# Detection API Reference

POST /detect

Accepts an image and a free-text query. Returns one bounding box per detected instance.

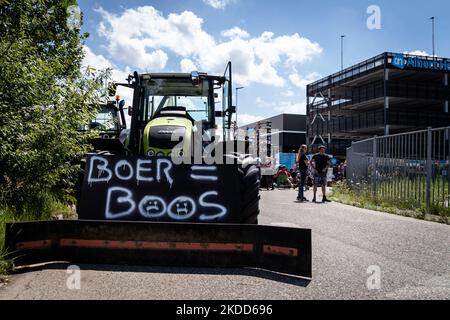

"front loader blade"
[5,221,312,278]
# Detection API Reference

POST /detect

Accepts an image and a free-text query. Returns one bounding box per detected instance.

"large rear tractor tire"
[239,164,261,225]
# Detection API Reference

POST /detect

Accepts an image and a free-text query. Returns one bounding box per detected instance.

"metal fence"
[347,127,450,213]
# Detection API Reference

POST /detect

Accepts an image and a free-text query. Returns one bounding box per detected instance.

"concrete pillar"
[307,93,311,146]
[384,68,390,136]
[445,74,448,113]
[384,96,390,136]
[328,88,332,146]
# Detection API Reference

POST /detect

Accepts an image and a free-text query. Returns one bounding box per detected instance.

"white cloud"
[289,72,322,89]
[82,45,132,82]
[404,50,432,57]
[254,97,274,108]
[82,46,134,109]
[95,6,323,88]
[281,90,295,97]
[222,27,250,39]
[273,101,307,115]
[238,114,264,126]
[203,0,233,9]
[248,96,306,116]
[252,32,322,65]
[180,59,198,73]
[82,45,113,70]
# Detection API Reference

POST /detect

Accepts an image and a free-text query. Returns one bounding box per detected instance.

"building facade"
[241,114,307,154]
[241,114,306,169]
[307,52,450,158]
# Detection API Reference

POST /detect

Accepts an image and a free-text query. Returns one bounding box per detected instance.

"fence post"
[347,145,352,181]
[426,127,432,213]
[448,128,450,207]
[372,136,378,200]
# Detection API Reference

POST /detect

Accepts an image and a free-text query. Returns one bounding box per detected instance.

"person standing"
[311,145,331,203]
[296,145,309,202]
[260,154,275,190]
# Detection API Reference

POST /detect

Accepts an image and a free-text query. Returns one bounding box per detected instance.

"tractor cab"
[82,98,128,154]
[115,62,235,158]
[89,99,127,139]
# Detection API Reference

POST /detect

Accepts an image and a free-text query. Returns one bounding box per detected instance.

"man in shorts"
[311,145,331,203]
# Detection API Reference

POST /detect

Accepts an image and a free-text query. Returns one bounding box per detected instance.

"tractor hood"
[143,117,193,157]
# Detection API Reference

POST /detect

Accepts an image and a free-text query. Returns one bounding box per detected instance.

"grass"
[0,196,74,275]
[375,176,450,215]
[330,180,450,222]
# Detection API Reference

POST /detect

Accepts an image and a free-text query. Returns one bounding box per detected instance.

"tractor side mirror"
[119,100,126,108]
[128,106,133,116]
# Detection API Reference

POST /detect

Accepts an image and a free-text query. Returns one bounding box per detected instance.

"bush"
[0,0,108,216]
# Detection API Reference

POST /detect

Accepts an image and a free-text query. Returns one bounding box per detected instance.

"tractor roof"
[140,72,226,83]
[141,73,193,79]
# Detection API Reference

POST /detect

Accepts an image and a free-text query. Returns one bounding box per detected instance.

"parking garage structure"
[307,52,450,158]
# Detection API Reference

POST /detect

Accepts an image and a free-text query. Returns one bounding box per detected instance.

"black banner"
[79,155,241,223]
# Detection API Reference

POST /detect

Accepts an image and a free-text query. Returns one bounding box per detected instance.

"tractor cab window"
[142,78,211,124]
[90,107,118,131]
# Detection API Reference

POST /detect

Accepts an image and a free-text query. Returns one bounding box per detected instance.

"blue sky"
[79,0,450,125]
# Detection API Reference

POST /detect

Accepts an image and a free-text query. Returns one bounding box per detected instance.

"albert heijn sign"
[79,155,240,223]
[391,53,450,72]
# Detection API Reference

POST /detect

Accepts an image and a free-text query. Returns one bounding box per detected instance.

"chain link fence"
[347,127,450,214]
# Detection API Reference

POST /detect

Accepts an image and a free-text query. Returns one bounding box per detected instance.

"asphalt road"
[1,189,449,300]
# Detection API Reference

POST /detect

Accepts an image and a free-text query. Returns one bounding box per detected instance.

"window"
[91,108,118,131]
[143,79,210,123]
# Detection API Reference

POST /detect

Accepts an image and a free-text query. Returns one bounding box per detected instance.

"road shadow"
[13,262,311,288]
[293,200,328,205]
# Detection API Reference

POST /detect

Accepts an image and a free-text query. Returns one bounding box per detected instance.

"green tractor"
[89,99,127,139]
[5,63,312,278]
[76,62,260,224]
[81,98,128,149]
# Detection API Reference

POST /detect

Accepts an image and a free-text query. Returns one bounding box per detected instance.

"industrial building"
[241,114,307,169]
[307,52,450,158]
[242,114,307,154]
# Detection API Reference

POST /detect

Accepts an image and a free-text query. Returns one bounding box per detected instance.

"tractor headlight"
[157,152,165,157]
[148,150,155,156]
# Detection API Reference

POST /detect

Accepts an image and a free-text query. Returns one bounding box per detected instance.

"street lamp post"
[430,17,435,59]
[341,35,346,71]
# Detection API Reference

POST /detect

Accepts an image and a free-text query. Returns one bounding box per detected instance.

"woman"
[296,145,310,202]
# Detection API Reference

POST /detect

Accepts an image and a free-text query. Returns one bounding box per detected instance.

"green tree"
[0,0,107,214]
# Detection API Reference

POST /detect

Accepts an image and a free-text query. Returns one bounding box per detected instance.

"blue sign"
[278,153,296,170]
[392,53,405,69]
[391,53,450,71]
